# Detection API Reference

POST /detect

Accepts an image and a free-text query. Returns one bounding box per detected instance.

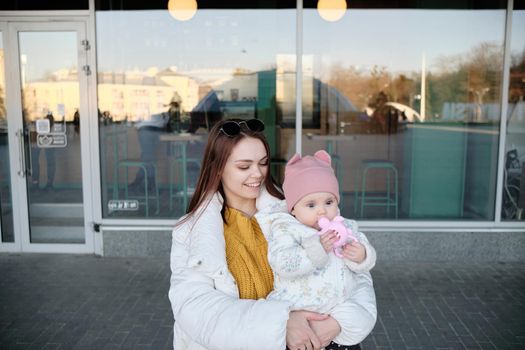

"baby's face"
[291,192,339,229]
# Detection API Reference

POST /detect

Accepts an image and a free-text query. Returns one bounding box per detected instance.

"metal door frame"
[1,18,96,253]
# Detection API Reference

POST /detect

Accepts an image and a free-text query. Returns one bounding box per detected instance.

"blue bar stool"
[107,127,160,216]
[168,142,201,213]
[118,160,160,217]
[356,159,398,218]
[331,154,344,211]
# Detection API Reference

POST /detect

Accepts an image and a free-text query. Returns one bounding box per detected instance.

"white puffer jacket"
[168,189,376,349]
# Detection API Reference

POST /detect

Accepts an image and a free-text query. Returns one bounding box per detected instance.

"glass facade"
[88,0,523,222]
[0,0,521,258]
[302,2,506,220]
[95,1,295,218]
[502,3,525,221]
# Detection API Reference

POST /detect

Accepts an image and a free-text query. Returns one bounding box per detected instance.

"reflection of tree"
[509,48,525,103]
[328,64,415,112]
[427,42,503,121]
[390,74,415,106]
[326,41,504,122]
[328,64,389,110]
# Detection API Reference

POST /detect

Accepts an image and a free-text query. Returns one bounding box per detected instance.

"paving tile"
[1,255,525,349]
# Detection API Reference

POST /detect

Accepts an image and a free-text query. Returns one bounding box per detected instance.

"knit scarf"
[223,207,274,300]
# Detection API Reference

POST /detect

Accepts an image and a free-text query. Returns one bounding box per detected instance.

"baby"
[255,150,377,347]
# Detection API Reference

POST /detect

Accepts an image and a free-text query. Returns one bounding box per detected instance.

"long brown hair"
[179,119,283,225]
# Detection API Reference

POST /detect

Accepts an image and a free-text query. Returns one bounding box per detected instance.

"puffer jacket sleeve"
[330,272,377,345]
[343,219,376,273]
[169,198,291,350]
[329,219,377,345]
[267,213,325,279]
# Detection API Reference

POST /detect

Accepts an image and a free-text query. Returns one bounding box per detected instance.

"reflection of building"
[97,68,199,121]
[23,67,200,122]
[212,71,258,102]
[276,54,315,125]
[24,79,80,121]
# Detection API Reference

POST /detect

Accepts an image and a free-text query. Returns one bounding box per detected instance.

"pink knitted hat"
[282,150,340,212]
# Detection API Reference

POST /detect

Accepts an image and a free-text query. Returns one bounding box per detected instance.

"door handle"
[25,127,33,176]
[16,129,26,178]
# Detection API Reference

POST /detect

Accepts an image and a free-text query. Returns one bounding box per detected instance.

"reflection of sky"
[95,8,521,77]
[303,9,508,73]
[512,11,525,54]
[17,9,525,81]
[96,10,296,75]
[19,32,77,82]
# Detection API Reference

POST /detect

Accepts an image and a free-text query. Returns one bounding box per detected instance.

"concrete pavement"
[0,254,524,349]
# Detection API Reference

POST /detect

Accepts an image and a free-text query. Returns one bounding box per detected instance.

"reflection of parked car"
[186,91,257,133]
[385,102,421,122]
[360,101,420,134]
[186,91,221,133]
[365,102,421,122]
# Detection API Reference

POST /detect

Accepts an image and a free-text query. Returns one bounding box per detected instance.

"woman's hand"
[309,316,341,348]
[286,311,328,350]
[319,230,337,253]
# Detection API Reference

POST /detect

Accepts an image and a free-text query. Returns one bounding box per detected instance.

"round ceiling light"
[317,0,347,22]
[168,0,198,21]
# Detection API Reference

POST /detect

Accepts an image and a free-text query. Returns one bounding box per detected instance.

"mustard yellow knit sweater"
[224,207,274,300]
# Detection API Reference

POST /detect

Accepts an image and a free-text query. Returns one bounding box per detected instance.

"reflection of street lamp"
[470,87,489,122]
[317,0,347,22]
[168,0,197,21]
[20,54,27,89]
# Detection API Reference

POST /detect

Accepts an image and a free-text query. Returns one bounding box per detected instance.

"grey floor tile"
[1,255,524,350]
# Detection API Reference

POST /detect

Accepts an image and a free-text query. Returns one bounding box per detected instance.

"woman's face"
[221,137,269,211]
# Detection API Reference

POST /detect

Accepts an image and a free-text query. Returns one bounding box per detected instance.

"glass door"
[3,21,94,253]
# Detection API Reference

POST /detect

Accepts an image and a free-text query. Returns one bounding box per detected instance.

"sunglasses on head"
[219,119,265,137]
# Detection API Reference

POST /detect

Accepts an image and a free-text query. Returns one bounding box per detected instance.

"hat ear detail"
[314,150,331,165]
[287,153,302,166]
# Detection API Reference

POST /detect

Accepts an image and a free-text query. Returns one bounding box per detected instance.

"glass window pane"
[302,2,506,220]
[502,4,525,221]
[96,2,295,218]
[19,31,85,244]
[0,33,15,242]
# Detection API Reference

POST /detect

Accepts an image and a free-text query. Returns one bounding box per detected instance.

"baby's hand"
[342,241,366,263]
[319,230,338,253]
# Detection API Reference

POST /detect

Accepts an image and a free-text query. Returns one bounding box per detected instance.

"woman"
[168,119,375,349]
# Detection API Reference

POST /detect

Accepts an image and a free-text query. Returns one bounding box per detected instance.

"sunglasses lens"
[246,119,265,132]
[221,121,241,136]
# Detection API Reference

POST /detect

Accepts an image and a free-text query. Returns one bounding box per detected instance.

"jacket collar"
[256,187,282,212]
